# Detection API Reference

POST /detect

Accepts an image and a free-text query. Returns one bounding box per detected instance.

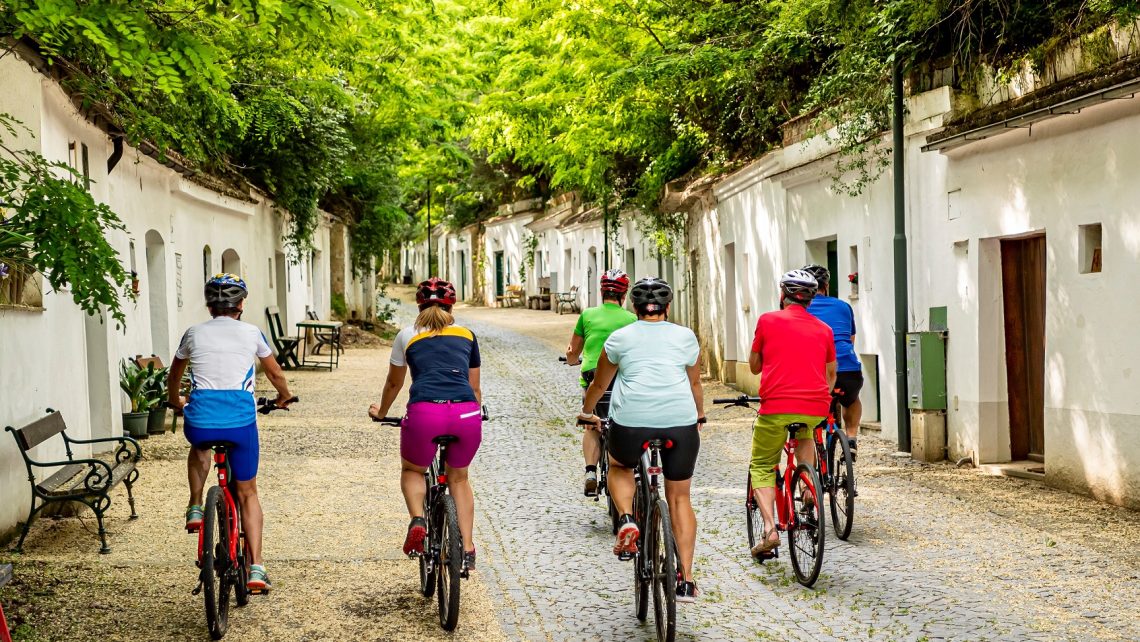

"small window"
[0,268,44,309]
[1079,223,1102,274]
[849,244,860,299]
[268,258,274,289]
[202,245,213,282]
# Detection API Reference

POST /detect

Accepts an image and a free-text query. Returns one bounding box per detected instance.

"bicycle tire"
[632,477,649,622]
[202,486,230,640]
[419,471,437,598]
[650,499,677,642]
[745,471,764,555]
[787,464,826,587]
[436,495,462,631]
[828,431,856,541]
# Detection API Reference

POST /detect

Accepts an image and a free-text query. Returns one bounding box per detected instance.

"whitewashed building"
[0,46,373,537]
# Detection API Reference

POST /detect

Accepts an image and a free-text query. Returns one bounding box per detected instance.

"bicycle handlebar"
[257,396,299,414]
[372,404,491,426]
[558,356,568,362]
[712,395,760,408]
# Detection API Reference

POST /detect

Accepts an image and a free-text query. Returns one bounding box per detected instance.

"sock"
[585,465,598,473]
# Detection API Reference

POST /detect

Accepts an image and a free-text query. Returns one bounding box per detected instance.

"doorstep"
[980,460,1046,482]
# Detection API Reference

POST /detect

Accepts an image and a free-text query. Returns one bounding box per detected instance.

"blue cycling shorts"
[184,421,260,482]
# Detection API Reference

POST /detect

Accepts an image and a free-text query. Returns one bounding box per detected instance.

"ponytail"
[415,304,454,333]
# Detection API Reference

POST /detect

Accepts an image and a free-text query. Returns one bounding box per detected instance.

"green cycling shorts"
[749,414,823,488]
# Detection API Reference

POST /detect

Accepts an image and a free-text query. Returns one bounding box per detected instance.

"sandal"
[750,528,780,557]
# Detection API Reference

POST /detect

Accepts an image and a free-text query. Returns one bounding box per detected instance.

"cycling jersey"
[175,316,272,430]
[574,302,636,387]
[604,320,700,427]
[391,325,481,404]
[807,295,861,372]
[750,306,836,417]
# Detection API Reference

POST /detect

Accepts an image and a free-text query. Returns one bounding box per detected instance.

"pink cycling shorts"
[401,401,483,468]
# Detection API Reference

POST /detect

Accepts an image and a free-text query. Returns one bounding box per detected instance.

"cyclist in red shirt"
[747,269,837,556]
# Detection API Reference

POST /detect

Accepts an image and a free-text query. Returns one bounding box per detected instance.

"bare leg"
[234,478,264,565]
[842,399,862,440]
[795,438,816,469]
[400,459,428,518]
[187,447,211,506]
[446,465,475,552]
[582,428,601,467]
[752,487,780,547]
[608,457,635,515]
[665,479,696,582]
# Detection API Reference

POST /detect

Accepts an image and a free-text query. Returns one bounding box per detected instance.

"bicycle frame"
[197,450,242,569]
[772,435,801,531]
[813,395,844,487]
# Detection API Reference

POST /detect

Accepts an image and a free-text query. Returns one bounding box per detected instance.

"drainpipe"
[892,57,912,453]
[107,134,124,174]
[602,193,610,271]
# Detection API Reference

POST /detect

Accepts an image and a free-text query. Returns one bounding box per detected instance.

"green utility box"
[906,331,947,410]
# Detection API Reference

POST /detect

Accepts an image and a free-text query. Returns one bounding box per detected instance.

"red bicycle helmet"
[416,277,457,308]
[600,268,630,295]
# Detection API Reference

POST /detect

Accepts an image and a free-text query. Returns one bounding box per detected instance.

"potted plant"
[142,364,170,435]
[119,360,150,439]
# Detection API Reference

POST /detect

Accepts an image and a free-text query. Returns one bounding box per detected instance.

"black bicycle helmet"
[802,264,830,289]
[779,269,817,305]
[204,273,248,309]
[630,277,673,314]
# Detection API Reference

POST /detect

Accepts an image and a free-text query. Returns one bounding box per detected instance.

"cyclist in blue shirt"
[803,265,863,456]
[167,273,295,592]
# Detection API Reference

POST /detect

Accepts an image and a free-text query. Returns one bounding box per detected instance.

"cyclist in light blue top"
[578,277,705,603]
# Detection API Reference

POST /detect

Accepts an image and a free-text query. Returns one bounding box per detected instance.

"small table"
[296,320,343,370]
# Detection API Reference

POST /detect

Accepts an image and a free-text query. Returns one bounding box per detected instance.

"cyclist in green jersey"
[565,269,636,496]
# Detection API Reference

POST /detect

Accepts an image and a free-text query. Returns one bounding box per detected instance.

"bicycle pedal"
[617,551,634,562]
[191,581,203,596]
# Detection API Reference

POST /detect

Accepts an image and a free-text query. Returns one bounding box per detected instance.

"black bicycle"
[181,396,297,640]
[563,357,618,533]
[374,406,489,632]
[816,393,856,540]
[581,416,676,642]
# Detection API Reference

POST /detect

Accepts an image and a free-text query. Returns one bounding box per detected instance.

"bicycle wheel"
[828,431,856,541]
[745,472,764,555]
[787,464,826,587]
[632,478,649,622]
[436,495,462,631]
[650,499,677,642]
[202,486,231,640]
[419,479,437,598]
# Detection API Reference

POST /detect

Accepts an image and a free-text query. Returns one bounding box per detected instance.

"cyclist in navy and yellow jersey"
[369,278,483,571]
[565,269,636,496]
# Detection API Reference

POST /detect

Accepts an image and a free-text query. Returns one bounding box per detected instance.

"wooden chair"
[556,285,580,314]
[266,307,301,369]
[306,309,342,355]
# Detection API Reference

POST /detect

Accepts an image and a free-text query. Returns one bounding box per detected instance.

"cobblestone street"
[446,303,1140,642]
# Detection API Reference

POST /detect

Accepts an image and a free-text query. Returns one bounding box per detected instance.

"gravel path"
[3,295,1139,641]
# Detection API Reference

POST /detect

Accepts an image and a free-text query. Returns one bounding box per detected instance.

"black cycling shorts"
[608,421,700,482]
[834,370,864,408]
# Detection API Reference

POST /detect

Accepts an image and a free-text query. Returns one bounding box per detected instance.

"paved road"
[417,303,1140,642]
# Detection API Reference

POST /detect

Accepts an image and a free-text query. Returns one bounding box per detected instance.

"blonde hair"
[415,305,454,333]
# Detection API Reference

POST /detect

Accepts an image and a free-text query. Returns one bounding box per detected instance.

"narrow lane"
[431,303,1140,642]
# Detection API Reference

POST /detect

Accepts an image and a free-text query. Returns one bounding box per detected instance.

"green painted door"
[494,251,505,297]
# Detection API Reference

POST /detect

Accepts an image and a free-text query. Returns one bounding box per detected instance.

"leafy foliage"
[0,114,132,325]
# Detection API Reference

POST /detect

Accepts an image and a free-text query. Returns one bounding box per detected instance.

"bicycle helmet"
[779,269,818,305]
[415,277,457,309]
[600,268,630,295]
[802,264,830,289]
[204,273,248,308]
[629,277,673,314]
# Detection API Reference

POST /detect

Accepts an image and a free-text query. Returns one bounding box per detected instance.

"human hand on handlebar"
[576,412,601,430]
[165,396,187,416]
[367,403,384,422]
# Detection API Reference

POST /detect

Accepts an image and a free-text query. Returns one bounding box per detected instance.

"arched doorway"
[221,248,241,276]
[145,230,170,360]
[202,245,213,282]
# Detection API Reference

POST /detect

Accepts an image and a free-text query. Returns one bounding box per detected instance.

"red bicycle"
[181,396,297,640]
[715,395,826,587]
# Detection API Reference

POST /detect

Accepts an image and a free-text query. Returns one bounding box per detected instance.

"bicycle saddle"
[433,435,460,445]
[784,422,808,435]
[196,440,238,451]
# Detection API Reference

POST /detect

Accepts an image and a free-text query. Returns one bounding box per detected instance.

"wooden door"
[494,252,505,297]
[1001,235,1046,462]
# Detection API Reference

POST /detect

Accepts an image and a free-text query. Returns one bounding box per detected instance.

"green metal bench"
[5,409,141,554]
